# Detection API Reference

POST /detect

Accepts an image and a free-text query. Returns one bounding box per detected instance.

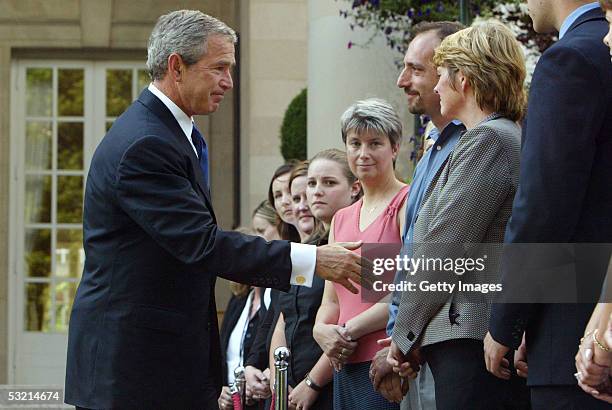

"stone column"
[239,0,308,224]
[307,1,414,179]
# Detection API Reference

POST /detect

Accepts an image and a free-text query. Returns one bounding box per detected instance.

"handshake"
[367,337,422,404]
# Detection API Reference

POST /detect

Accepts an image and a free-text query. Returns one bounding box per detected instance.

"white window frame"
[8,59,146,384]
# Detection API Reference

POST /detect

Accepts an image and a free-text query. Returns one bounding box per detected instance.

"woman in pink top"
[313,98,408,409]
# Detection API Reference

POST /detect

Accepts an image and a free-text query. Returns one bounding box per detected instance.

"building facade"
[0,0,308,385]
[0,0,412,387]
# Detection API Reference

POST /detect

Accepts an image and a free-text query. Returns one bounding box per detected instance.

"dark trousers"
[531,385,612,410]
[74,387,220,409]
[423,338,530,410]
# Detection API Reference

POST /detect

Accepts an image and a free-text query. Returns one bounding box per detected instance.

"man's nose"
[397,70,410,88]
[221,70,233,90]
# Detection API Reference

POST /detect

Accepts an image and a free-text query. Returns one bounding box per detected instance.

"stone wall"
[238,0,308,224]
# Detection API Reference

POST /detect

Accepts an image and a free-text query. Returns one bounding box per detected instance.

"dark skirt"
[333,361,400,410]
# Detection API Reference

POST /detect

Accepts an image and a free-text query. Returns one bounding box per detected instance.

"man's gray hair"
[147,10,237,81]
[340,98,402,146]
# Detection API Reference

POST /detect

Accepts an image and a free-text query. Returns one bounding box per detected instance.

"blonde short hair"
[433,20,526,122]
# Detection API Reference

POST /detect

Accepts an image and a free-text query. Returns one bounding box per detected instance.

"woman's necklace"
[363,182,402,215]
[363,198,383,215]
[365,203,380,214]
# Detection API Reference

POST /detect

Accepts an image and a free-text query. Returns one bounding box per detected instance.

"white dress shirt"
[147,83,316,287]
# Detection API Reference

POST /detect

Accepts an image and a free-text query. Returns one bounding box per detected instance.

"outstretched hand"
[316,242,372,294]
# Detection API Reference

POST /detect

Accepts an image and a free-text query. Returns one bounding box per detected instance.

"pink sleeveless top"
[332,185,409,363]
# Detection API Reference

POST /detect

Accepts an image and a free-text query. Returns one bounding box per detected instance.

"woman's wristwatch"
[304,373,323,392]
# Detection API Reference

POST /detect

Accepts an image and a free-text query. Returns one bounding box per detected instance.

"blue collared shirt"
[559,2,600,39]
[386,120,465,335]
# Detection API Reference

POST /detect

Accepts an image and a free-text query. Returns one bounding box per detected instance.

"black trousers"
[74,387,220,409]
[423,338,531,410]
[531,385,612,410]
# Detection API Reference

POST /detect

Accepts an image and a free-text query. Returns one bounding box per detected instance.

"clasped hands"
[313,323,357,371]
[244,365,271,402]
[367,337,420,403]
[575,319,612,403]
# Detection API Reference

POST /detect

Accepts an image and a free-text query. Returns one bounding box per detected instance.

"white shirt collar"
[147,83,197,155]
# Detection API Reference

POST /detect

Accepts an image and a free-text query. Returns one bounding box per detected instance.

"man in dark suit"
[65,10,364,409]
[484,1,612,409]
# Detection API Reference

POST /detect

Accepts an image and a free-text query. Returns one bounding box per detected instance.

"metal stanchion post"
[234,366,246,409]
[229,382,242,410]
[274,347,291,410]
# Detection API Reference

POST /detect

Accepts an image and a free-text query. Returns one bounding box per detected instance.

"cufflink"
[295,275,306,285]
[407,331,415,341]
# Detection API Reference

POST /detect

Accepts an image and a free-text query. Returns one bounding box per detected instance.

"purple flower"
[348,41,353,49]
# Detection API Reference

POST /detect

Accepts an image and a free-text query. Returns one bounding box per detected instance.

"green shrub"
[280,88,307,161]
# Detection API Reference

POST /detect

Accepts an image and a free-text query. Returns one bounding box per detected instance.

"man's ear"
[167,53,184,82]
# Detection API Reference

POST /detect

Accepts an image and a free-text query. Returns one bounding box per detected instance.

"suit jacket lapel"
[566,8,604,36]
[137,89,215,217]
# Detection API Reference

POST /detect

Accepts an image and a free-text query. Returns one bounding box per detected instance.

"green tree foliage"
[340,0,511,54]
[280,88,307,161]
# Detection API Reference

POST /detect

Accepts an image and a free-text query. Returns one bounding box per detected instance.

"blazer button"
[407,331,415,341]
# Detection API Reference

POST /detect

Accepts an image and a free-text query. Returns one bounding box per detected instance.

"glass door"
[9,60,147,385]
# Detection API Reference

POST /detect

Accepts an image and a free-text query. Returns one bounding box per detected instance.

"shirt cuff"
[289,242,316,287]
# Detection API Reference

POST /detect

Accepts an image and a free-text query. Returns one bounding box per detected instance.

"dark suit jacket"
[245,289,280,370]
[219,293,264,385]
[65,89,293,408]
[490,9,612,386]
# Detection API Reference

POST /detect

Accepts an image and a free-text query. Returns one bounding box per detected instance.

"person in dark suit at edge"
[65,10,365,409]
[484,1,612,409]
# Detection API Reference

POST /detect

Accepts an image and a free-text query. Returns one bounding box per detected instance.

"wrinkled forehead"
[405,31,441,63]
[202,34,236,63]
